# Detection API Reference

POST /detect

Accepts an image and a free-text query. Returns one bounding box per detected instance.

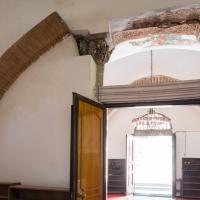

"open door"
[70,93,106,200]
[126,134,135,195]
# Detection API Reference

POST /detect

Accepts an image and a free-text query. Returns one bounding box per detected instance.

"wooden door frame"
[70,93,107,200]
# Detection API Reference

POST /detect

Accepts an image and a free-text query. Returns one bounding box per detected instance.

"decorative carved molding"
[75,33,112,65]
[0,12,69,99]
[99,79,200,105]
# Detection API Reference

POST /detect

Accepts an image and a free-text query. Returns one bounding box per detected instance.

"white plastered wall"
[0,36,96,187]
[104,50,151,86]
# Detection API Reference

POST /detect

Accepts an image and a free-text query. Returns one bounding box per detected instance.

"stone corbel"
[75,33,112,65]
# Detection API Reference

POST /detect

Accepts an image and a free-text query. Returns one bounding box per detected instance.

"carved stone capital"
[75,34,112,65]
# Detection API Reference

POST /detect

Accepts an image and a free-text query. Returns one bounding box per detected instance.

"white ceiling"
[1,0,200,55]
[104,47,200,86]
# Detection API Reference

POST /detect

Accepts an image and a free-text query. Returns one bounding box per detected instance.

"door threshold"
[134,193,172,198]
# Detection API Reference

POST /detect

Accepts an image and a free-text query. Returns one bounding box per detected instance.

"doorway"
[107,106,177,200]
[133,135,173,197]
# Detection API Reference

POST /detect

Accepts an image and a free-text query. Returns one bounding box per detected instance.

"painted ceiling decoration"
[0,12,69,99]
[110,4,200,46]
[129,34,199,48]
[115,24,200,46]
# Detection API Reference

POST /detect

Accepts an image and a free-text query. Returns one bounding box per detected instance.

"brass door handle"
[77,191,86,199]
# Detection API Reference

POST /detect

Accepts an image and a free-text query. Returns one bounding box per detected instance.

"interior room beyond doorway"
[107,105,200,200]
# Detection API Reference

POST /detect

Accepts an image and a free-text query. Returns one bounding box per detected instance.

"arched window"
[132,108,173,135]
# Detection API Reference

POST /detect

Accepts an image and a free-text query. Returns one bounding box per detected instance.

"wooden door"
[70,93,106,200]
[126,134,135,195]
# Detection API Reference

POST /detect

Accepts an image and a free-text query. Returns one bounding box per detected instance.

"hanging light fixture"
[132,108,172,132]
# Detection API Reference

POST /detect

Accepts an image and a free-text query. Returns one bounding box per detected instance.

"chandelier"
[132,108,172,131]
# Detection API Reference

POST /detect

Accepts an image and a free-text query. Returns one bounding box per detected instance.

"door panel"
[126,135,135,195]
[71,93,106,200]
